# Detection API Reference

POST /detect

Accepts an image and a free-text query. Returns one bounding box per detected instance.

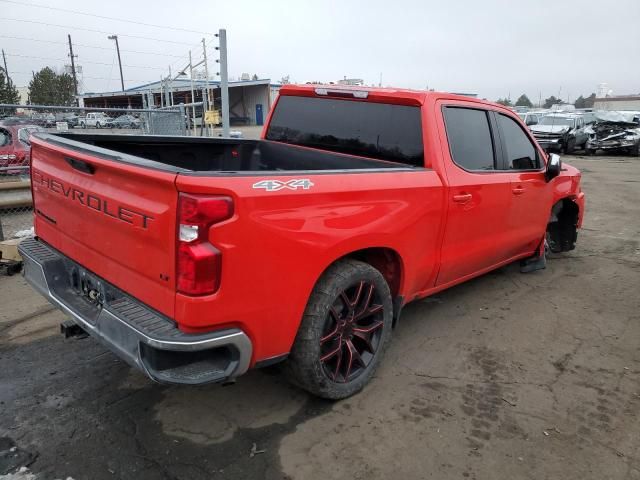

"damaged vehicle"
[584,111,640,156]
[530,113,589,153]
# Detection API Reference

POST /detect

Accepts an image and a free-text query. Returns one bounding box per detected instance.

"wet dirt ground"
[1,155,639,480]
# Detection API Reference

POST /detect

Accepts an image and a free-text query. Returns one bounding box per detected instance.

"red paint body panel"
[29,138,178,317]
[174,170,445,360]
[29,85,585,367]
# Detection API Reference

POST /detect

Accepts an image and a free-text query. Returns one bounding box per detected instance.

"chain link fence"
[0,166,32,242]
[0,103,194,136]
[0,102,204,244]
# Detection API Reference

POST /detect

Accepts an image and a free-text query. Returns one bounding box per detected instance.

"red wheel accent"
[319,281,384,383]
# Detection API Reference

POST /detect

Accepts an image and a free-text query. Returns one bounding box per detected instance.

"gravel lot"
[0,155,638,480]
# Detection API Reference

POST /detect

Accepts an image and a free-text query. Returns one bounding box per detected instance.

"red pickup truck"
[19,85,585,399]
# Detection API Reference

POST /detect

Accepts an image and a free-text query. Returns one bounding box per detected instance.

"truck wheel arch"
[547,198,579,253]
[314,247,405,326]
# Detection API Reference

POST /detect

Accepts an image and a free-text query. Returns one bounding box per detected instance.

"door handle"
[65,157,95,174]
[452,193,472,203]
[512,187,525,195]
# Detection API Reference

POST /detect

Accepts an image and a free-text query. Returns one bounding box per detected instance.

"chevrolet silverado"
[19,85,585,399]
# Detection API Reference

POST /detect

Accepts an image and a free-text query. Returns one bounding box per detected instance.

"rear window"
[265,95,424,166]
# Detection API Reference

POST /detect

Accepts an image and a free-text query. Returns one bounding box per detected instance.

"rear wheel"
[631,141,640,157]
[96,122,101,129]
[285,259,393,399]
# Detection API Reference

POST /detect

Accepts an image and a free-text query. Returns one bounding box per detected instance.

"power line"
[0,35,186,58]
[5,52,167,70]
[166,37,211,72]
[8,70,157,83]
[1,18,198,45]
[0,0,210,35]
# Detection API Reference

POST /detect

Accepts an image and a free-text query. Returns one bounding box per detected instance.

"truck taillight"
[176,193,233,295]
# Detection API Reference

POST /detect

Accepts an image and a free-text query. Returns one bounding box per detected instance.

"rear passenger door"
[435,104,513,286]
[494,112,553,257]
[574,117,587,145]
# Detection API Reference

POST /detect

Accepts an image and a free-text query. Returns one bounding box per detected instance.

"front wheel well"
[547,198,579,253]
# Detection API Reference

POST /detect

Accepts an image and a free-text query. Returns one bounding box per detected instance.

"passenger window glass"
[443,107,495,171]
[497,114,539,170]
[0,130,9,147]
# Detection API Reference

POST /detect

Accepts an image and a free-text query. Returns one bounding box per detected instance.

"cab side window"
[443,107,495,171]
[496,114,539,170]
[0,129,10,147]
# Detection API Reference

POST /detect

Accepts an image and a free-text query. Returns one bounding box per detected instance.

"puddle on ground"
[154,371,308,444]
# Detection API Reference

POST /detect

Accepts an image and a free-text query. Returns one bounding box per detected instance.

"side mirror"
[545,153,561,182]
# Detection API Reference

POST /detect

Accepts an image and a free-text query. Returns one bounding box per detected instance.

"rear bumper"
[18,238,253,385]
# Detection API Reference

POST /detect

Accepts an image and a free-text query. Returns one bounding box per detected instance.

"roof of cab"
[279,84,499,108]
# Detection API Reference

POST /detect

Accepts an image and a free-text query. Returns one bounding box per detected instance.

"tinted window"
[497,114,539,170]
[443,107,495,171]
[0,129,9,147]
[265,96,424,166]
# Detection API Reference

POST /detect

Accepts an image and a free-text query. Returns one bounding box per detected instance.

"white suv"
[80,112,110,129]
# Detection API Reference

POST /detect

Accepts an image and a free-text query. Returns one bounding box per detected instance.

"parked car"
[517,111,546,127]
[106,114,141,129]
[530,113,590,153]
[0,122,44,175]
[29,112,56,128]
[61,114,80,128]
[79,112,110,128]
[20,85,585,399]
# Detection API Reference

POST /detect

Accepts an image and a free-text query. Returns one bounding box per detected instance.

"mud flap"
[520,238,546,273]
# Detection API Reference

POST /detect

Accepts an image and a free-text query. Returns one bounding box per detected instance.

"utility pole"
[202,38,210,136]
[1,49,10,86]
[108,35,125,91]
[189,50,196,135]
[168,65,174,106]
[67,35,79,103]
[159,75,164,107]
[217,29,230,137]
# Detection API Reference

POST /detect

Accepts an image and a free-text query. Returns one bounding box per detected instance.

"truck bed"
[52,133,416,173]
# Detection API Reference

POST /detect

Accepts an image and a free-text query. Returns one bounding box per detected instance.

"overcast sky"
[1,0,639,102]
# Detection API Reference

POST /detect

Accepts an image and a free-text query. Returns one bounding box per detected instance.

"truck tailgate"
[29,135,179,317]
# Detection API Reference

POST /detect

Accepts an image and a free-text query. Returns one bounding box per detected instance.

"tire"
[585,148,595,156]
[80,122,85,129]
[285,259,393,399]
[631,142,640,157]
[564,138,575,155]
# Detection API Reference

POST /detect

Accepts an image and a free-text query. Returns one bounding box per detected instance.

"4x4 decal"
[252,179,314,192]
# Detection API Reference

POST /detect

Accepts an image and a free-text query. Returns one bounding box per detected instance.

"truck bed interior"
[52,134,413,172]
